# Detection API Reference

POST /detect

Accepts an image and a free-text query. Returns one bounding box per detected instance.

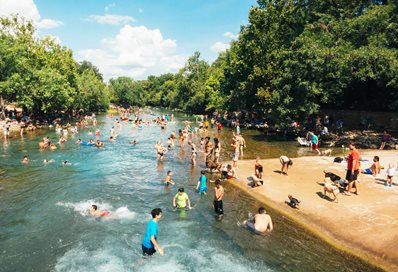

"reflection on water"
[0,112,379,272]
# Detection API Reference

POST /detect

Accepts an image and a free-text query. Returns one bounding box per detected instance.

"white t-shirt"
[386,167,396,177]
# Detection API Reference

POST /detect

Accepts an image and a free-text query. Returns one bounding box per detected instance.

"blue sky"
[0,0,257,80]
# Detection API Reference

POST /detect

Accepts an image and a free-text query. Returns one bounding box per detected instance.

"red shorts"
[312,144,318,150]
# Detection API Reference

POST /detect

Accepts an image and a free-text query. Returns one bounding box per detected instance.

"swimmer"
[49,144,57,151]
[62,160,72,166]
[109,136,114,143]
[89,204,110,217]
[96,140,105,147]
[76,138,82,144]
[173,188,192,209]
[142,208,164,256]
[22,156,29,164]
[164,171,175,185]
[129,139,138,145]
[242,207,273,233]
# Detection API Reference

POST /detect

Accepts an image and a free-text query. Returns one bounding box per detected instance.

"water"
[0,112,380,272]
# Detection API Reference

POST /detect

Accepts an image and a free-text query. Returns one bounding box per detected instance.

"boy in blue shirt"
[196,171,207,194]
[142,208,164,256]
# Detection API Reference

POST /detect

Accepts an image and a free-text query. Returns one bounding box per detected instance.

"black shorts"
[214,200,223,215]
[142,244,156,256]
[346,169,359,182]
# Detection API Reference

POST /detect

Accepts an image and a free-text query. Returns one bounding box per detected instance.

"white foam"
[55,245,126,272]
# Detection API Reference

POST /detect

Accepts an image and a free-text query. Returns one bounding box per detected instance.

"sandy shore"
[228,150,398,271]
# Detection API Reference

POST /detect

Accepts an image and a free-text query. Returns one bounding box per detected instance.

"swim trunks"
[214,200,223,215]
[199,187,207,193]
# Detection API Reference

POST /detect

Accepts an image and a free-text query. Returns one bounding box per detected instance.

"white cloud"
[86,14,135,25]
[224,31,239,39]
[211,41,230,53]
[0,0,63,29]
[104,3,115,12]
[78,25,186,80]
[36,18,63,29]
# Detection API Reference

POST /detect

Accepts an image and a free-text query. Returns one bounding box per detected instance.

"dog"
[320,149,332,156]
[323,178,339,202]
[324,170,348,189]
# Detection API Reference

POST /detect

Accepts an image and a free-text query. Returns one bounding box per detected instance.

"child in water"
[196,171,207,194]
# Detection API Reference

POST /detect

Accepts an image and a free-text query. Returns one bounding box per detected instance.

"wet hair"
[178,187,184,193]
[201,170,206,175]
[288,160,293,166]
[258,207,265,214]
[92,205,98,210]
[151,208,162,218]
[373,156,379,162]
[215,179,222,185]
[167,170,172,175]
[205,136,210,140]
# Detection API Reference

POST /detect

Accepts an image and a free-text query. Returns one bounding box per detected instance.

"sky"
[0,0,257,81]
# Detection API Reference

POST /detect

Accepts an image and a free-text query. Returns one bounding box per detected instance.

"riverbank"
[228,150,398,271]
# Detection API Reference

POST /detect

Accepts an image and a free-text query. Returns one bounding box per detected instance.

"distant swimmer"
[96,140,105,147]
[242,207,273,234]
[164,170,175,186]
[22,155,29,164]
[89,204,110,217]
[62,160,72,166]
[129,139,138,145]
[173,188,191,210]
[142,208,164,257]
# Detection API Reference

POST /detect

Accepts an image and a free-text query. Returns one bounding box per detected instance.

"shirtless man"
[204,137,213,165]
[164,170,175,186]
[214,179,224,219]
[243,207,273,233]
[89,204,110,217]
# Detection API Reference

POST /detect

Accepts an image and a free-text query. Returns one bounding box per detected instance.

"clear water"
[0,112,380,272]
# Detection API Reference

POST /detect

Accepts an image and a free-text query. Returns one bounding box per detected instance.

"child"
[164,170,175,186]
[386,163,396,187]
[286,195,300,209]
[196,170,207,194]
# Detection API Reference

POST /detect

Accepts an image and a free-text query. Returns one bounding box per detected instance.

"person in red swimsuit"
[89,204,110,217]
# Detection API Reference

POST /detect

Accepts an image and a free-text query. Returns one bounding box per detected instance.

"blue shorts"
[364,168,372,175]
[199,187,207,193]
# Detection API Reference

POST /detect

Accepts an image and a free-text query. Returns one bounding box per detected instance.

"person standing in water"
[196,170,207,194]
[214,179,224,219]
[142,208,164,257]
[172,188,192,209]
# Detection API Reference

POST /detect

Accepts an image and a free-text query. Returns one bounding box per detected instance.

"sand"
[228,150,398,271]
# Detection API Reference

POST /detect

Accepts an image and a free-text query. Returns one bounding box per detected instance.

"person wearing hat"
[172,188,191,209]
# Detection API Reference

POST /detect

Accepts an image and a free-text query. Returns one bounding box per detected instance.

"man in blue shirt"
[142,208,164,256]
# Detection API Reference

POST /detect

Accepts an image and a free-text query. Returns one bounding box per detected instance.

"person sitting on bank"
[279,156,293,175]
[361,156,381,176]
[249,174,263,188]
[226,164,238,180]
[89,204,110,217]
[242,207,273,234]
[172,188,192,209]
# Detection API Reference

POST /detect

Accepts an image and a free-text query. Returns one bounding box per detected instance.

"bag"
[334,157,343,163]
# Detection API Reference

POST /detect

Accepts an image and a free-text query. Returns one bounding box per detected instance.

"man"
[164,170,175,186]
[173,188,191,209]
[243,207,273,233]
[142,208,164,256]
[345,143,360,195]
[89,204,110,217]
[311,132,321,155]
[214,179,224,219]
[204,136,213,165]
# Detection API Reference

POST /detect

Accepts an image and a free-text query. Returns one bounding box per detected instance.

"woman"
[213,138,221,163]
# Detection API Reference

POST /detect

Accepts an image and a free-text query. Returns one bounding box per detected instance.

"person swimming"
[62,160,72,166]
[89,204,110,217]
